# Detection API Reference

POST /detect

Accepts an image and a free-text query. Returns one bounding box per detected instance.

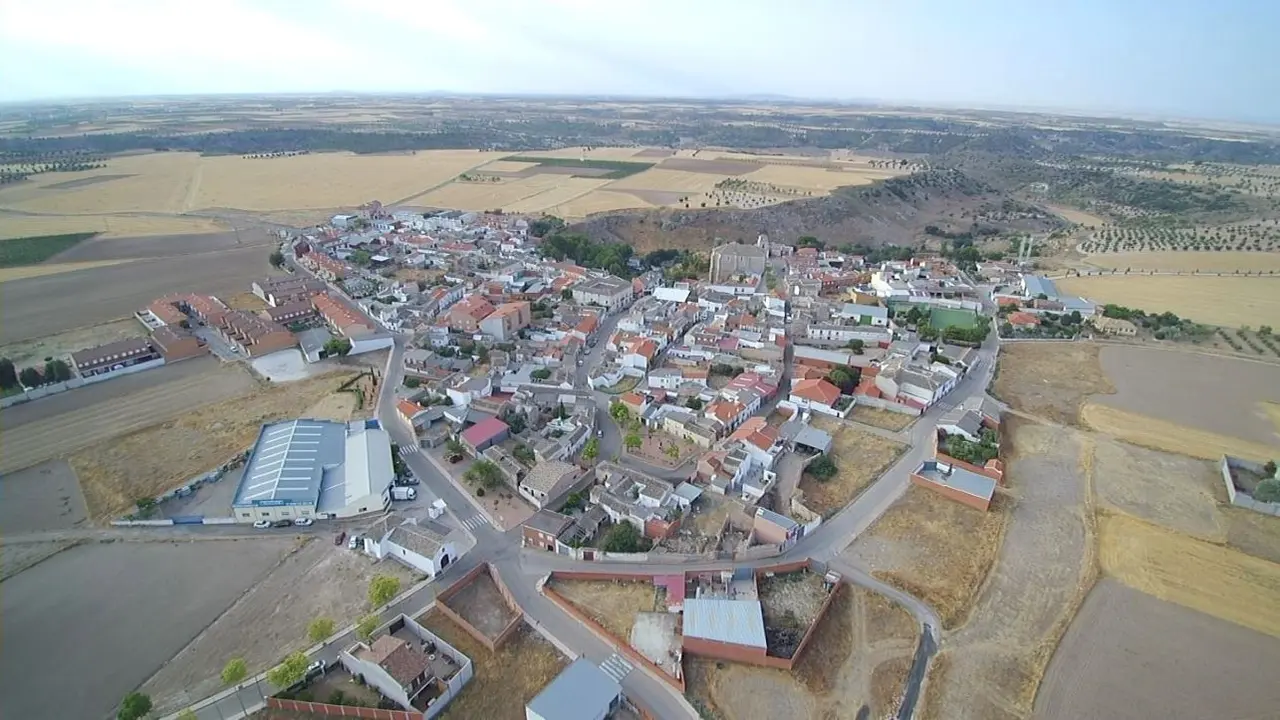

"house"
[911,460,996,511]
[1091,315,1138,336]
[788,378,847,418]
[347,635,435,709]
[938,406,986,443]
[71,337,163,378]
[214,310,298,357]
[1007,311,1040,328]
[590,465,687,540]
[479,301,532,341]
[729,417,783,469]
[262,300,316,325]
[709,242,767,283]
[837,303,890,326]
[149,326,206,362]
[252,276,326,307]
[448,295,497,333]
[312,293,376,338]
[526,658,622,720]
[446,375,492,407]
[522,509,575,552]
[365,515,459,577]
[459,416,509,455]
[572,275,634,313]
[518,460,584,509]
[753,507,801,547]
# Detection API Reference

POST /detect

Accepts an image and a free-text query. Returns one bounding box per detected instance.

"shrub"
[1253,478,1280,503]
[806,455,838,481]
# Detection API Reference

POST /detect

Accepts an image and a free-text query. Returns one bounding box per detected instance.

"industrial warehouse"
[232,418,395,523]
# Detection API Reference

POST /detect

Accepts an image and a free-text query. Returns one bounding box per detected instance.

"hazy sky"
[2,0,1277,122]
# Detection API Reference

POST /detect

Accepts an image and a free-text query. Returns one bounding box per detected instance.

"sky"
[1,0,1278,123]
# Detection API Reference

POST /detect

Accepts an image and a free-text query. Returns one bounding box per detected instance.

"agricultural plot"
[1090,437,1225,540]
[607,168,729,193]
[0,316,143,368]
[1078,221,1280,254]
[740,164,886,191]
[545,189,655,218]
[0,232,98,267]
[1080,249,1280,273]
[1057,276,1280,328]
[502,155,654,179]
[414,175,606,213]
[0,212,229,240]
[991,341,1115,426]
[0,258,133,283]
[0,460,88,534]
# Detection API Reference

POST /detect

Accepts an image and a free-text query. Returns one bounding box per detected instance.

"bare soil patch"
[759,571,829,657]
[0,459,88,534]
[0,258,135,283]
[0,317,143,367]
[1081,402,1279,462]
[848,405,915,432]
[48,229,271,262]
[1035,578,1280,720]
[633,148,674,159]
[40,174,134,190]
[70,370,358,521]
[0,357,258,478]
[550,578,658,642]
[1092,344,1280,447]
[800,421,906,516]
[141,538,416,715]
[1091,436,1225,540]
[0,540,76,581]
[226,291,268,311]
[1222,505,1280,565]
[419,612,566,720]
[656,157,761,175]
[992,342,1114,425]
[442,569,518,640]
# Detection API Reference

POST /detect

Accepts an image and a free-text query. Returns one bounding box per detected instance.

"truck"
[391,486,417,502]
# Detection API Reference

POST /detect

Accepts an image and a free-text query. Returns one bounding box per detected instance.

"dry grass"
[1090,435,1226,541]
[608,169,728,193]
[866,486,1010,629]
[863,589,919,646]
[69,371,358,520]
[0,259,136,283]
[1081,250,1280,273]
[1223,505,1280,565]
[549,578,657,642]
[225,291,267,311]
[740,164,887,190]
[1045,204,1108,227]
[1056,275,1280,328]
[870,656,913,716]
[1099,511,1280,638]
[992,342,1114,425]
[800,421,906,516]
[0,213,228,239]
[1080,402,1279,462]
[420,612,567,720]
[848,405,915,432]
[0,153,204,215]
[918,651,950,720]
[0,318,143,367]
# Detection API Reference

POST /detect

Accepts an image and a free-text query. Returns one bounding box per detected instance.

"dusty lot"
[140,538,416,715]
[848,405,915,432]
[443,569,519,640]
[0,244,279,342]
[0,539,293,720]
[1056,275,1280,328]
[0,317,144,367]
[70,370,358,520]
[686,585,919,720]
[992,342,1114,426]
[800,420,906,516]
[0,460,88,534]
[1099,511,1280,638]
[1091,344,1280,447]
[550,578,658,642]
[0,357,258,479]
[1091,436,1225,540]
[1035,578,1280,720]
[420,612,566,720]
[1081,249,1280,272]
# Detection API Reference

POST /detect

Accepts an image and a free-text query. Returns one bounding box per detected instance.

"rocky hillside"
[571,169,1063,252]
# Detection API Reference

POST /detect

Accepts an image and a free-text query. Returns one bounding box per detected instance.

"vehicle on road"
[293,517,313,527]
[394,476,419,486]
[391,486,417,501]
[253,520,271,529]
[334,531,346,546]
[597,429,604,438]
[305,660,325,679]
[270,519,292,528]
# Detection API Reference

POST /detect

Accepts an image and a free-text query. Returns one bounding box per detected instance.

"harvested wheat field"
[801,421,906,516]
[607,168,727,193]
[516,147,649,161]
[549,578,657,642]
[740,164,884,190]
[1046,204,1109,227]
[503,177,615,214]
[1099,511,1280,638]
[413,175,606,213]
[0,153,204,215]
[686,585,919,720]
[0,212,228,240]
[475,159,542,173]
[546,189,652,218]
[70,370,359,520]
[1082,249,1280,273]
[992,342,1114,426]
[1056,275,1280,328]
[1090,436,1225,540]
[1081,403,1279,462]
[0,258,135,283]
[420,611,566,720]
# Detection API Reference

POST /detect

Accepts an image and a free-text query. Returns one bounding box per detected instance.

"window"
[241,512,251,518]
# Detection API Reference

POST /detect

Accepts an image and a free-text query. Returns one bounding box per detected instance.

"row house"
[71,337,162,378]
[262,300,316,325]
[313,293,376,338]
[447,294,496,333]
[299,250,348,280]
[252,276,326,307]
[215,310,296,356]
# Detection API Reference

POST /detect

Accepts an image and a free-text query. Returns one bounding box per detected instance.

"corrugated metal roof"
[682,598,767,649]
[526,658,620,720]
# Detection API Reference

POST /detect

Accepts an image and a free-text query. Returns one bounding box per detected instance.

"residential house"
[446,375,492,408]
[448,295,497,333]
[572,275,634,313]
[521,509,575,552]
[729,417,784,469]
[364,515,459,578]
[214,310,297,357]
[911,460,996,511]
[149,325,206,362]
[836,303,890,326]
[71,337,162,378]
[788,378,848,418]
[345,635,434,710]
[591,465,689,540]
[479,301,532,341]
[518,460,584,509]
[459,416,509,454]
[752,507,801,547]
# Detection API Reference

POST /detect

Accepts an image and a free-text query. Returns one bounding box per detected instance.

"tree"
[269,250,285,268]
[308,616,336,643]
[624,433,643,452]
[368,574,401,608]
[609,401,630,424]
[513,444,536,466]
[806,455,839,481]
[582,437,600,462]
[1254,478,1280,503]
[464,459,505,489]
[117,692,152,720]
[0,357,16,389]
[665,444,680,460]
[221,657,250,715]
[403,376,421,388]
[19,366,42,388]
[350,250,372,266]
[601,521,651,553]
[266,651,310,690]
[845,339,865,355]
[1265,460,1278,479]
[444,437,466,462]
[826,366,860,394]
[685,397,704,411]
[355,613,380,641]
[531,368,552,380]
[561,288,574,301]
[324,338,352,357]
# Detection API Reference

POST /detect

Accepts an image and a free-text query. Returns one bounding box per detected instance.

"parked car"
[597,429,604,438]
[305,660,326,680]
[253,520,271,529]
[293,517,313,527]
[347,535,361,550]
[271,519,292,528]
[334,531,346,546]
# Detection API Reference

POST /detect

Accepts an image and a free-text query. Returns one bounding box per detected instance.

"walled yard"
[548,578,659,643]
[685,585,919,720]
[848,404,915,432]
[799,421,906,516]
[757,571,830,659]
[140,538,416,716]
[991,341,1114,426]
[1,539,295,720]
[419,611,566,720]
[1035,579,1280,720]
[659,492,732,554]
[441,569,519,641]
[68,370,359,521]
[0,357,259,478]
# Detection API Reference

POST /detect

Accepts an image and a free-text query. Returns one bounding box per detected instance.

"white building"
[572,275,634,313]
[364,514,459,578]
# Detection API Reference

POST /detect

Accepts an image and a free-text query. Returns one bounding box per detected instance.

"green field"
[505,156,654,179]
[0,232,98,267]
[929,306,981,330]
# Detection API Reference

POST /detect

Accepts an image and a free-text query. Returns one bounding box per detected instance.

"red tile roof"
[397,399,425,419]
[460,416,510,446]
[792,378,842,406]
[1008,311,1040,326]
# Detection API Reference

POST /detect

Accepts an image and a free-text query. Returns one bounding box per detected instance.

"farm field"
[0,212,230,240]
[685,585,919,720]
[992,341,1114,427]
[1044,204,1109,227]
[0,244,279,343]
[1081,403,1279,462]
[413,175,609,212]
[739,163,888,190]
[1099,512,1280,638]
[70,370,360,521]
[0,258,133,283]
[1055,275,1280,328]
[1035,578,1280,720]
[140,538,416,716]
[0,316,143,367]
[800,421,906,516]
[0,231,98,267]
[0,460,88,534]
[0,357,259,480]
[1090,436,1225,540]
[545,189,655,218]
[1081,249,1280,272]
[0,539,294,720]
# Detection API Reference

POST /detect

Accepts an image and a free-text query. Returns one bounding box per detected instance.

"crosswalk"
[399,444,421,456]
[599,653,633,683]
[457,514,489,531]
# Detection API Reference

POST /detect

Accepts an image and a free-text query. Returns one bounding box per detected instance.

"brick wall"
[435,563,522,652]
[932,432,1004,484]
[266,697,416,719]
[910,472,991,511]
[681,636,768,664]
